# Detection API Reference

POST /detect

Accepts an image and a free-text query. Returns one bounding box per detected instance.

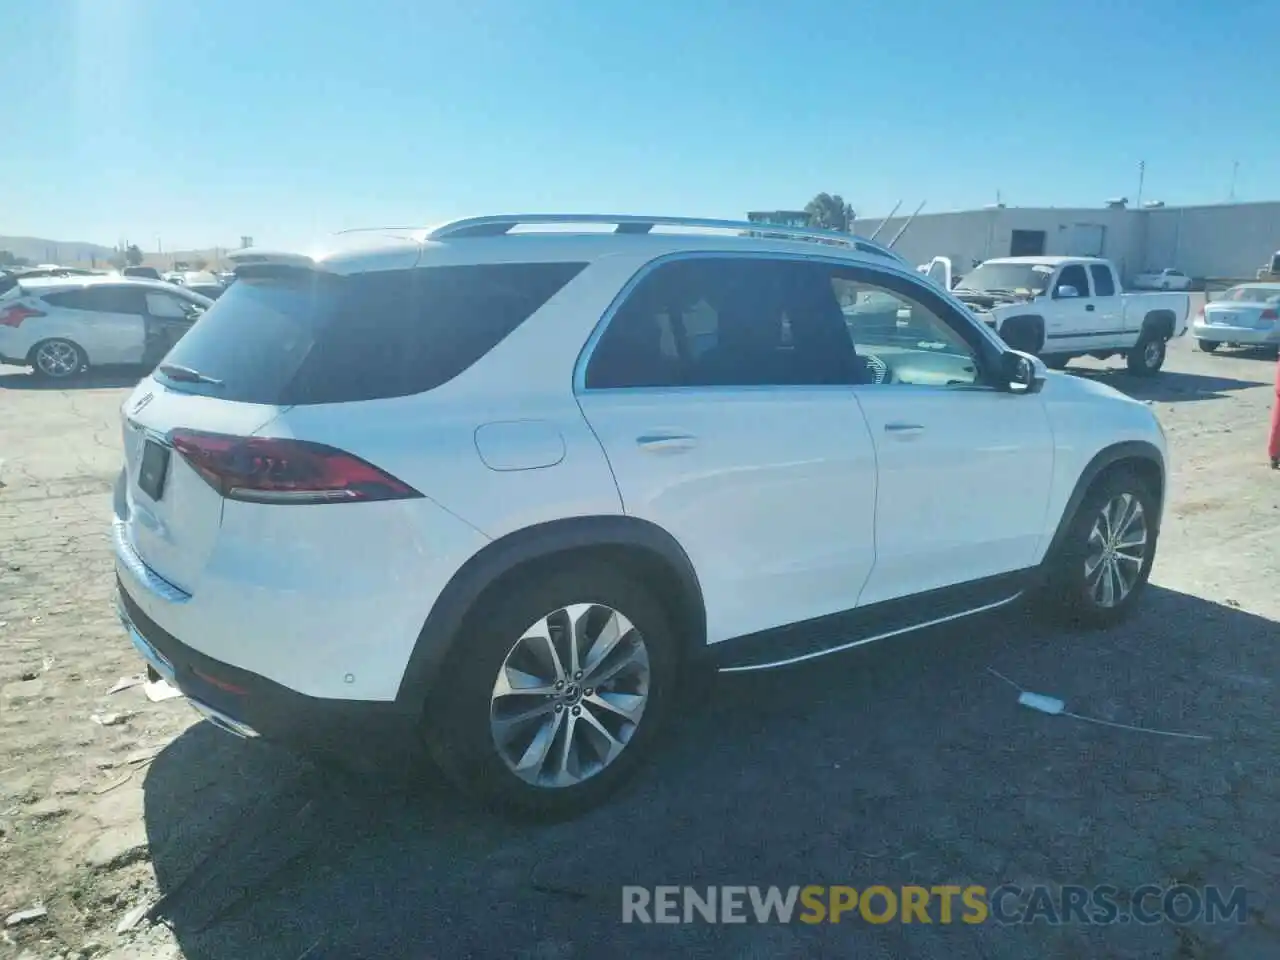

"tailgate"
[119,377,283,593]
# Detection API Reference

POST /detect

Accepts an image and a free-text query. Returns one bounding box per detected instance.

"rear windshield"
[154,261,587,404]
[1223,285,1280,304]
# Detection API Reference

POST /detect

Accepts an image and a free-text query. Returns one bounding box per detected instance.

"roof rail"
[425,214,905,262]
[332,226,424,236]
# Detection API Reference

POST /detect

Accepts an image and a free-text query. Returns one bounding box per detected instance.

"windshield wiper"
[158,363,224,387]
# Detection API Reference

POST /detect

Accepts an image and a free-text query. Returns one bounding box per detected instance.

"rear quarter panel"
[1120,291,1190,334]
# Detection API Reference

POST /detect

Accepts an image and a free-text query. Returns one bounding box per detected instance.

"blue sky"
[3,0,1276,251]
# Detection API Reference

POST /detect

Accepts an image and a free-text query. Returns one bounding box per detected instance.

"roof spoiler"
[225,249,320,274]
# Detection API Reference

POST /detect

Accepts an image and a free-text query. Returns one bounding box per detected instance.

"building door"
[1009,230,1046,256]
[1067,223,1107,257]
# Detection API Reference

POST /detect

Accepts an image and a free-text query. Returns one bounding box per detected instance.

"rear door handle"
[636,433,698,453]
[1085,304,1095,311]
[883,422,925,435]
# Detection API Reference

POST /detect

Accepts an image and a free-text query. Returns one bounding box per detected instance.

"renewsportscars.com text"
[621,884,1248,926]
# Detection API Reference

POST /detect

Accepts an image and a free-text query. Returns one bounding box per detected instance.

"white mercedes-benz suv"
[114,214,1167,819]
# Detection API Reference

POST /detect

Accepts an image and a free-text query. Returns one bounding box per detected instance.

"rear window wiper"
[158,363,225,387]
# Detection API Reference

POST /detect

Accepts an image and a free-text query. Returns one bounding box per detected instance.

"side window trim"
[573,251,1007,393]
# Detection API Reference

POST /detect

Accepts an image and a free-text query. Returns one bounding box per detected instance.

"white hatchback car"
[113,214,1168,818]
[0,275,212,379]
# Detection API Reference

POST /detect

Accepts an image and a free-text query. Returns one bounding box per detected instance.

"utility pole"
[1136,160,1145,210]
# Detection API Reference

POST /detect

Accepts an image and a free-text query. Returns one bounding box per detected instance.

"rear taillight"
[1261,308,1279,321]
[1195,305,1204,321]
[0,304,46,328]
[169,430,422,505]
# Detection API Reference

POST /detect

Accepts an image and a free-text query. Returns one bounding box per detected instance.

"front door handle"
[636,433,698,453]
[883,422,925,435]
[1085,304,1095,311]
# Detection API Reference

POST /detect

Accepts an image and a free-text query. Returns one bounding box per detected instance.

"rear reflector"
[192,667,248,695]
[0,304,46,328]
[169,430,422,505]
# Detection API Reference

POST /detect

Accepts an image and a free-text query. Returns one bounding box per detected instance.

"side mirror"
[1002,350,1047,394]
[1054,284,1079,299]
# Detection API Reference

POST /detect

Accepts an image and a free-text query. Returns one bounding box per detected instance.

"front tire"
[1197,339,1220,353]
[423,563,680,821]
[1037,469,1158,628]
[29,338,87,380]
[1126,334,1166,376]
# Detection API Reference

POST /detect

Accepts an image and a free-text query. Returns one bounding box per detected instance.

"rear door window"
[585,257,868,389]
[155,262,586,404]
[1089,264,1116,296]
[42,285,146,314]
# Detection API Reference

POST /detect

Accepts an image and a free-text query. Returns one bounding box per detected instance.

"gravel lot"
[2,332,1279,960]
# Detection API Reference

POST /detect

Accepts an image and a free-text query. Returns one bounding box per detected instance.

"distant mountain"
[0,235,234,271]
[0,235,116,267]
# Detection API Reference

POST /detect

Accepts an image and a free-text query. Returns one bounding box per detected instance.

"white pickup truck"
[944,256,1190,375]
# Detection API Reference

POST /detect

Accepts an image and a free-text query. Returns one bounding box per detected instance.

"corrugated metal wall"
[1142,202,1280,278]
[848,202,1279,282]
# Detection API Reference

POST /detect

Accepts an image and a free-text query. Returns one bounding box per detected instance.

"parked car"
[25,264,101,277]
[0,275,212,378]
[1191,283,1280,353]
[163,270,226,300]
[1,266,101,296]
[114,214,1167,819]
[1132,268,1192,291]
[952,256,1190,374]
[123,266,163,281]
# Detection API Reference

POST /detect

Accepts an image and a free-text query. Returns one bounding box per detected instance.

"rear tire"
[1035,469,1158,629]
[1197,339,1219,353]
[1126,334,1166,376]
[29,338,87,380]
[423,563,680,821]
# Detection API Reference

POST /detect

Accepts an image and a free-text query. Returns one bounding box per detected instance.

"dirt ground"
[2,330,1279,960]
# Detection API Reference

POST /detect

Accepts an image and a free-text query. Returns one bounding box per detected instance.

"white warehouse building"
[847,201,1280,284]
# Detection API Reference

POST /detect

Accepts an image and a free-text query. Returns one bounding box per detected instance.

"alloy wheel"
[1084,493,1148,607]
[35,341,80,378]
[489,603,651,788]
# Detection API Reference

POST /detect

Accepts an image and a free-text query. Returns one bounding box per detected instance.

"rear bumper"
[1190,320,1280,345]
[116,578,417,760]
